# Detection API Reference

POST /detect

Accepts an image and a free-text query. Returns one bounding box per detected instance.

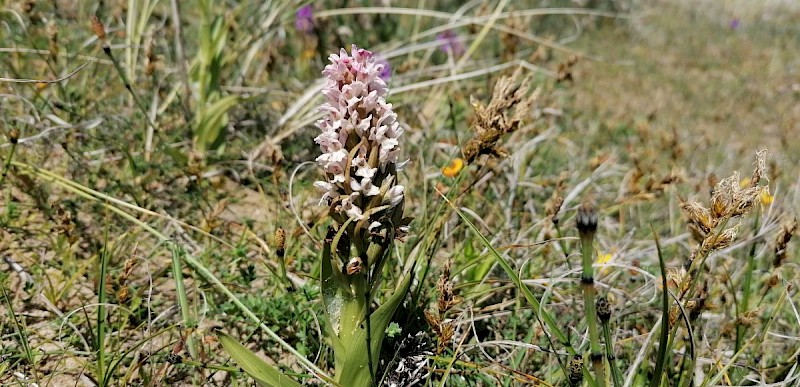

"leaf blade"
[218,332,302,387]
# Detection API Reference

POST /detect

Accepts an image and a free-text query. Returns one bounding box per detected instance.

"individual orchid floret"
[314,44,410,237]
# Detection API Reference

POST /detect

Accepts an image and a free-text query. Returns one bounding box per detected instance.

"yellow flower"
[595,252,613,275]
[442,158,464,177]
[760,187,774,206]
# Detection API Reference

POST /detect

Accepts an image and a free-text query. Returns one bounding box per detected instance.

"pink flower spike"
[314,44,407,229]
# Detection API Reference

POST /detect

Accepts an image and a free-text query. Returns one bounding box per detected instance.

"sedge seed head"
[91,15,106,40]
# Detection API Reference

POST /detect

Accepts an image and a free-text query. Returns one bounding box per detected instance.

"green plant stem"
[170,245,198,362]
[650,228,670,387]
[736,209,760,352]
[0,140,17,188]
[97,225,110,386]
[601,321,623,387]
[580,232,605,387]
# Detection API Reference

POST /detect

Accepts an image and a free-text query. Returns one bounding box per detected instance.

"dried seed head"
[732,186,761,217]
[545,195,564,222]
[682,201,715,242]
[8,128,19,144]
[437,260,457,314]
[711,226,738,250]
[766,273,780,288]
[596,296,612,322]
[274,228,286,258]
[119,258,137,284]
[773,216,797,267]
[669,304,681,328]
[568,355,584,386]
[750,149,768,187]
[666,267,691,294]
[461,68,538,164]
[576,202,598,237]
[116,286,130,303]
[22,0,35,14]
[91,15,106,40]
[710,173,738,219]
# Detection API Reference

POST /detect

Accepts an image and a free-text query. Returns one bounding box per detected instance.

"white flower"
[384,185,404,208]
[340,193,364,221]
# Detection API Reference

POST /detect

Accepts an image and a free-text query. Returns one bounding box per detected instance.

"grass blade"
[650,227,670,387]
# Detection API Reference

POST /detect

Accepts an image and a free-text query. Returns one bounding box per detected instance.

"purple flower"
[729,18,740,30]
[436,29,464,57]
[314,45,406,230]
[376,58,391,81]
[295,5,314,33]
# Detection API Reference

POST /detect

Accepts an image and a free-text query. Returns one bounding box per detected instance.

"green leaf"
[650,228,670,387]
[218,332,301,387]
[194,95,239,151]
[336,268,413,386]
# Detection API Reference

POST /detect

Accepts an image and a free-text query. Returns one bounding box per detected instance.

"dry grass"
[0,0,798,386]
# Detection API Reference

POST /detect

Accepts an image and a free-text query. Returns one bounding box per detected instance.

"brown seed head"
[274,228,286,257]
[669,304,681,328]
[682,201,714,242]
[545,195,564,222]
[116,286,130,303]
[8,128,19,144]
[711,226,738,250]
[773,216,797,267]
[91,16,106,40]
